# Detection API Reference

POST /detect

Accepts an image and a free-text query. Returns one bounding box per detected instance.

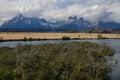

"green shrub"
[0,42,114,80]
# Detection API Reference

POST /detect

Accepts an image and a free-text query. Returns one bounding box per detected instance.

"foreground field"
[0,33,120,41]
[0,42,114,80]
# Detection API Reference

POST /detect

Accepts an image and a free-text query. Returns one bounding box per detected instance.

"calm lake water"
[0,39,120,80]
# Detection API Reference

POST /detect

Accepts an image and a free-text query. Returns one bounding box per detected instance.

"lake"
[0,39,120,80]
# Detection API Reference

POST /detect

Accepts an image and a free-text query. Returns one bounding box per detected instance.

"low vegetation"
[0,42,114,80]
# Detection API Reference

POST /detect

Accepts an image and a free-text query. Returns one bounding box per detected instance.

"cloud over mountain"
[0,0,120,25]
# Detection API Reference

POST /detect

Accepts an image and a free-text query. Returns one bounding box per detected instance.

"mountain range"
[0,14,120,33]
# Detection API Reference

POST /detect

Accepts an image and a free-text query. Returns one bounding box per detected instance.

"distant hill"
[0,14,120,33]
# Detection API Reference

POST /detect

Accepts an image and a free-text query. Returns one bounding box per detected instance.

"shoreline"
[0,38,120,42]
[0,32,120,42]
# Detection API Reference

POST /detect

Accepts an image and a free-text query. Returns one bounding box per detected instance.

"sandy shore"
[0,32,120,41]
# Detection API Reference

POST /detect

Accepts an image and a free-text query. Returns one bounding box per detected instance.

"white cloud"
[0,0,120,25]
[91,5,98,10]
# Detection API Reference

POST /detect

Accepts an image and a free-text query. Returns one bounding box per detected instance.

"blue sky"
[0,0,120,25]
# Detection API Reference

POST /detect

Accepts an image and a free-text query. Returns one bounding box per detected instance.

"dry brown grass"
[0,32,120,40]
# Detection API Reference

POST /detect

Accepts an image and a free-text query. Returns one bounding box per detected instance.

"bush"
[24,36,27,41]
[62,36,70,40]
[0,37,3,42]
[97,34,105,39]
[0,42,114,80]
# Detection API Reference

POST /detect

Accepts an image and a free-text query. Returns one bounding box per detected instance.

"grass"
[0,33,120,41]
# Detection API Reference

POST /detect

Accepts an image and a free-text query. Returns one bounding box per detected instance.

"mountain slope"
[0,14,120,33]
[2,14,50,28]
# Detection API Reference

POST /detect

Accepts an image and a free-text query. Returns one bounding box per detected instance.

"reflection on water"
[0,39,120,80]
